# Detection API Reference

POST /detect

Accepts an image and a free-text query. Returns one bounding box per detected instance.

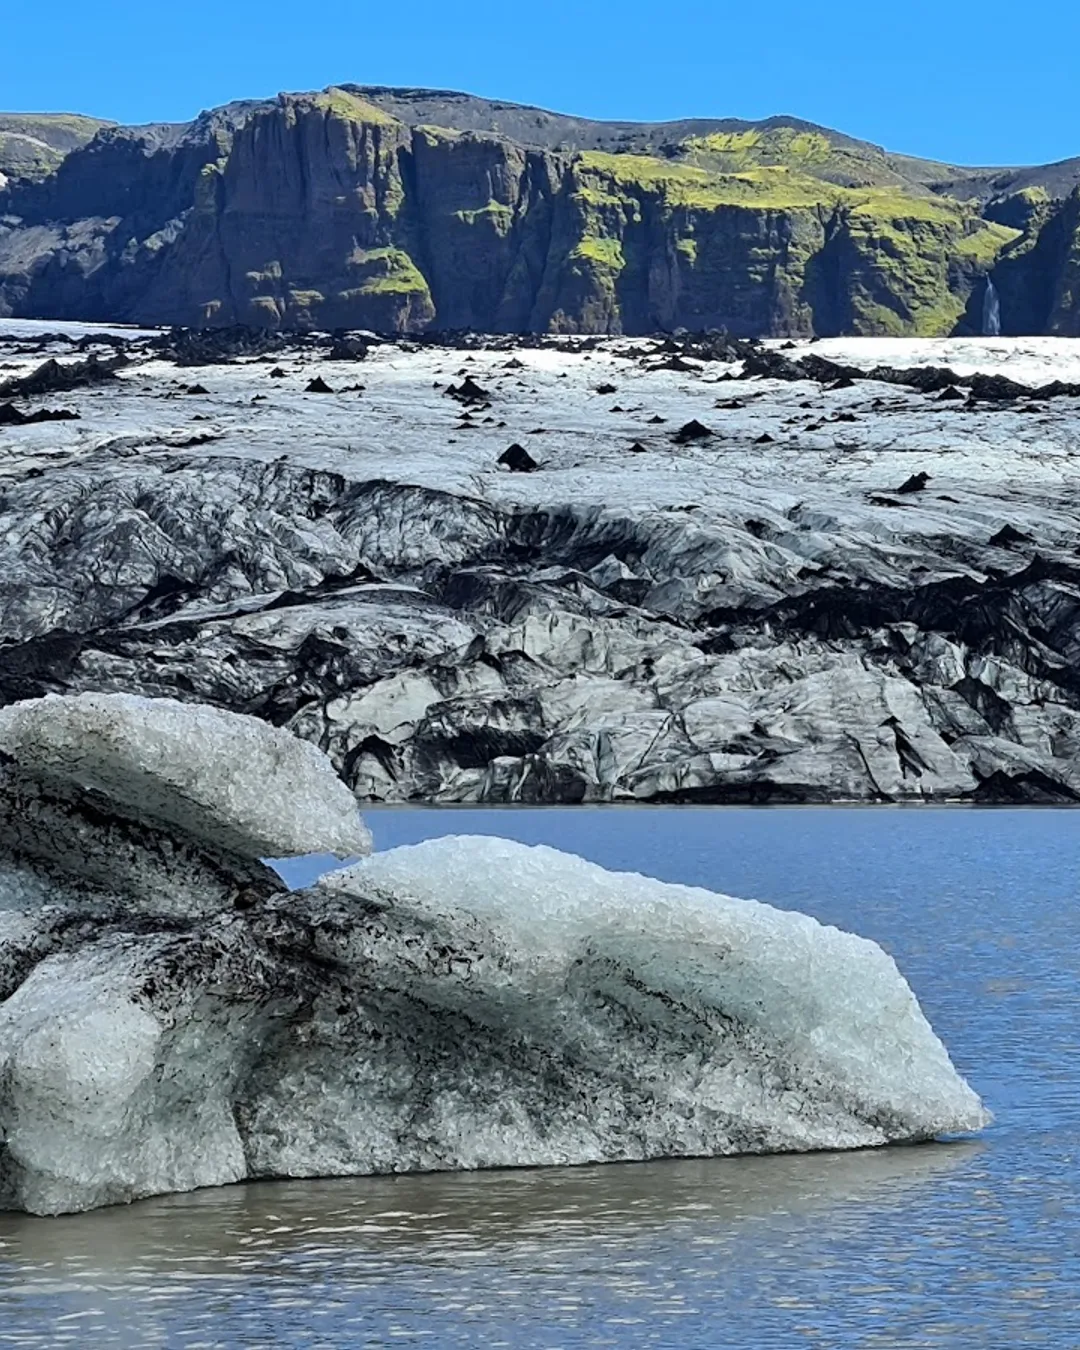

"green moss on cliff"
[954,221,1023,264]
[847,189,958,224]
[349,247,431,296]
[571,237,625,270]
[0,133,63,182]
[453,200,515,233]
[193,160,226,213]
[568,144,1021,337]
[680,124,948,196]
[314,88,400,126]
[577,152,946,213]
[414,124,465,145]
[686,127,833,169]
[0,112,113,184]
[579,152,828,209]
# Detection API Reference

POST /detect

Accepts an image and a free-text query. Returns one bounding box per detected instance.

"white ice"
[0,696,989,1216]
[325,836,990,1150]
[0,691,371,860]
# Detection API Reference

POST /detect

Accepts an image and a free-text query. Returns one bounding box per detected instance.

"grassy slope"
[0,113,112,183]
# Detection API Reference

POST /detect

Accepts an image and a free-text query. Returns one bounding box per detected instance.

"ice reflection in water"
[1,1147,984,1347]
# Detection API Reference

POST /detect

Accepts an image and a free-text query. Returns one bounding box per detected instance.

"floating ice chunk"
[0,939,246,1214]
[0,827,988,1215]
[327,837,990,1147]
[0,692,370,860]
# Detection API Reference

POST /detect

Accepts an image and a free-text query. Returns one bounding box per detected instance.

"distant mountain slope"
[0,86,1077,336]
[0,113,112,185]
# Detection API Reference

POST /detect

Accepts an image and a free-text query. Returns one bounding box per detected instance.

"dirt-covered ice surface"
[2,320,1080,803]
[0,692,988,1216]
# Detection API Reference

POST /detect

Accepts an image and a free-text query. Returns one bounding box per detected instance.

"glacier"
[3,321,1080,805]
[0,692,989,1215]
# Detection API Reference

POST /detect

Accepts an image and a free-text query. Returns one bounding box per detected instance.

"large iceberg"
[0,693,989,1215]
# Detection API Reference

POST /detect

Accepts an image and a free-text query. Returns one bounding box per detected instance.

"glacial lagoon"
[2,807,1078,1347]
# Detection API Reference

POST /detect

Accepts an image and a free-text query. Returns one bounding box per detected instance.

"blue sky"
[5,0,1075,167]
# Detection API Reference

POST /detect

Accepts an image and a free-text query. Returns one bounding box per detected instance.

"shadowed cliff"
[0,86,1077,336]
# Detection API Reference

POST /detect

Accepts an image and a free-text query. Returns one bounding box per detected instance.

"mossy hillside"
[579,149,1019,238]
[312,88,401,127]
[984,185,1055,235]
[953,220,1022,265]
[678,126,947,195]
[577,152,829,210]
[0,113,110,153]
[414,124,466,147]
[0,113,111,183]
[0,132,65,183]
[565,150,1023,336]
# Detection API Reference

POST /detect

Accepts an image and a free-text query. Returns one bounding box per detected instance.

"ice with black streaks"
[0,693,988,1215]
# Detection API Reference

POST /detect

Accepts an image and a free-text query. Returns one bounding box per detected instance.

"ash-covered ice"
[0,693,988,1216]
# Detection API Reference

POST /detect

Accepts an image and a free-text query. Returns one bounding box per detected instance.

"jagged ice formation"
[2,322,1080,804]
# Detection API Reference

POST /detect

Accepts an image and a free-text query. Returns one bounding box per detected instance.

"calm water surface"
[2,808,1078,1348]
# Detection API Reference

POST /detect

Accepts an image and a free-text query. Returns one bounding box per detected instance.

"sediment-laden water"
[2,807,1078,1347]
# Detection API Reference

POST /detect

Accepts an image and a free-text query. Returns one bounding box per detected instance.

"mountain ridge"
[0,85,1077,337]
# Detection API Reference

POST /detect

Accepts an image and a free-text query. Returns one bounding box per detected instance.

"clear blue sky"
[4,0,1076,167]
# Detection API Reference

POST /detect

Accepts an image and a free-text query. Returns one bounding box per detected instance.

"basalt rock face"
[993,188,1080,337]
[1,87,1078,335]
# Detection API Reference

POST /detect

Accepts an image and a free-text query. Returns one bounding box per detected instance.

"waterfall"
[982,278,1002,337]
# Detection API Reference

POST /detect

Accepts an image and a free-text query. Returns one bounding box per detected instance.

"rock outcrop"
[0,691,988,1215]
[1,87,1078,335]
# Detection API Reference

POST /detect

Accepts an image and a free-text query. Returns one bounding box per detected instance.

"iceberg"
[0,691,372,862]
[0,693,989,1215]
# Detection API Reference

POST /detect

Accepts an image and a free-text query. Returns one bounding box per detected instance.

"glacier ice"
[0,692,372,862]
[0,693,989,1215]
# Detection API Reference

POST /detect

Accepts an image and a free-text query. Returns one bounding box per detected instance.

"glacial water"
[2,807,1079,1348]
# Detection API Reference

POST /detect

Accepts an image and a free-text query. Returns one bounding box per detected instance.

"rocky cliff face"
[0,114,111,187]
[0,87,1078,336]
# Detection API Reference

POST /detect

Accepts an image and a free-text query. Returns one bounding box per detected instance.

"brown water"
[1,1149,990,1349]
[2,808,1079,1347]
